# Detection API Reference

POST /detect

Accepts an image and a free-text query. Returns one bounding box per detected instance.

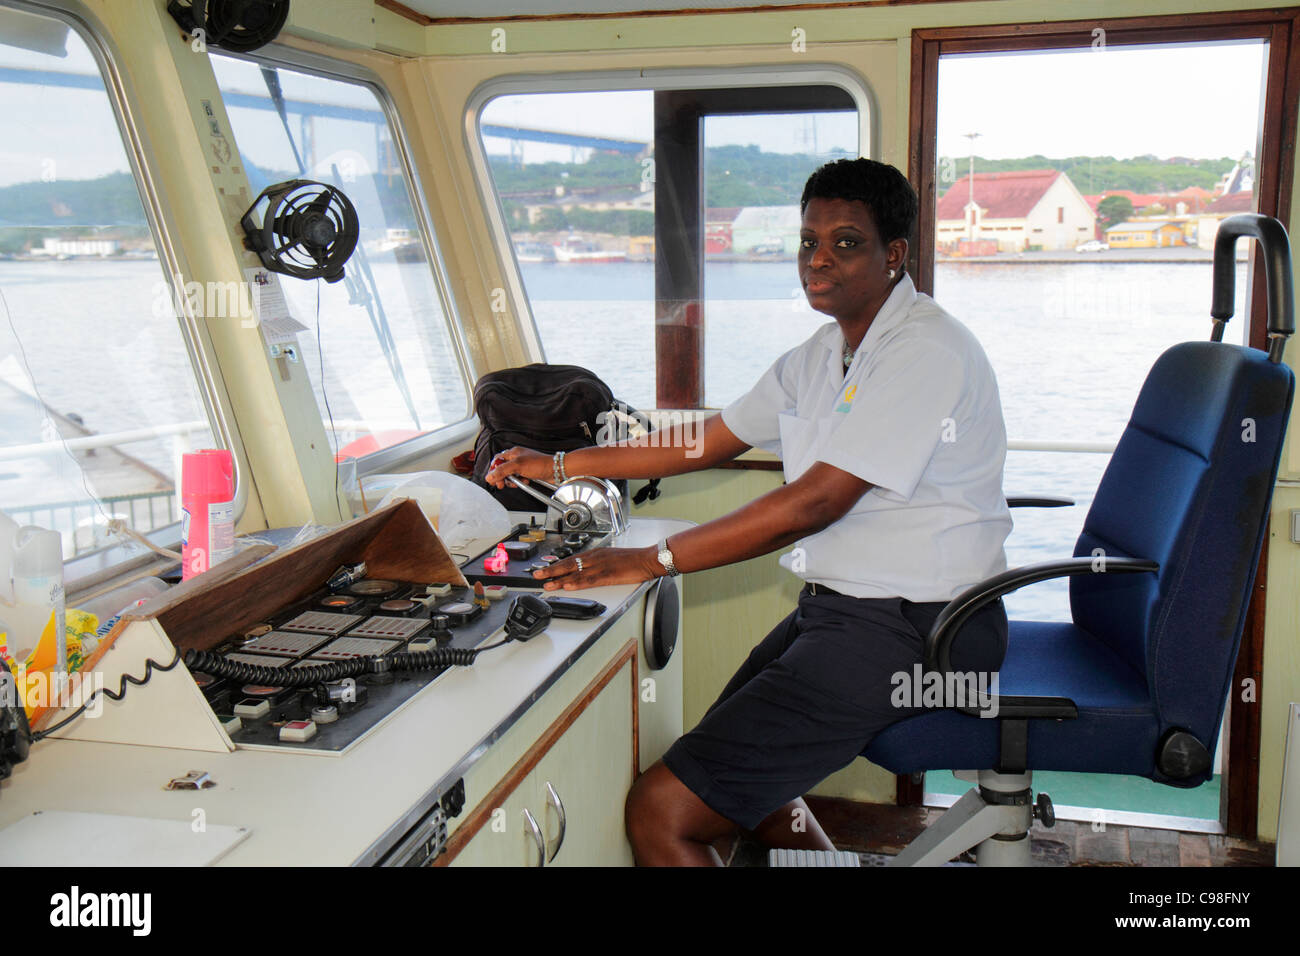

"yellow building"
[1105,220,1187,248]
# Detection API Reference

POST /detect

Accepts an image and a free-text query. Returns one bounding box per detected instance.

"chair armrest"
[1005,495,1074,508]
[925,556,1159,674]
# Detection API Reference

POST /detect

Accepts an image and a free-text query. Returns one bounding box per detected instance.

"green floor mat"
[926,770,1220,820]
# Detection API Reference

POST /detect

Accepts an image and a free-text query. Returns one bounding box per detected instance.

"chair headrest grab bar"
[1211,213,1294,362]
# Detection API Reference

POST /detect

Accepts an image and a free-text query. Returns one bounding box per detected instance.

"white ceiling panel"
[396,1,876,20]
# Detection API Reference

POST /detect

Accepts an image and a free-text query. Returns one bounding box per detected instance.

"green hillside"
[0,151,1243,249]
[936,155,1236,197]
[0,171,146,227]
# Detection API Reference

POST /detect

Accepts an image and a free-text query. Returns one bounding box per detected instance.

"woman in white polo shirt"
[486,158,1012,866]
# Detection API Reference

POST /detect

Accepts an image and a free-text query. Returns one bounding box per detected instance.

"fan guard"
[240,179,359,284]
[167,0,290,53]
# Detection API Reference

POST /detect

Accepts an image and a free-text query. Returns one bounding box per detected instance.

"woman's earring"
[888,269,896,279]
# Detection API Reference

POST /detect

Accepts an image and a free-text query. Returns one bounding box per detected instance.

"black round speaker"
[167,0,290,53]
[643,577,680,671]
[240,180,359,284]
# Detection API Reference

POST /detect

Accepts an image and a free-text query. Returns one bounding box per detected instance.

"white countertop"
[0,517,689,866]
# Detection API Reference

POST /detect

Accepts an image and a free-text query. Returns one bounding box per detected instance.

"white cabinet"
[531,657,636,866]
[446,650,636,867]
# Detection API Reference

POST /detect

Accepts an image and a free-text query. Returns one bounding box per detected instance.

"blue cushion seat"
[865,621,1159,778]
[862,338,1294,790]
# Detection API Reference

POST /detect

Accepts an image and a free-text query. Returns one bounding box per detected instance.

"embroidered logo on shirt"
[835,385,856,413]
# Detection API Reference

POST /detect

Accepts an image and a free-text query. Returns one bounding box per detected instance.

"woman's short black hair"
[800,158,918,245]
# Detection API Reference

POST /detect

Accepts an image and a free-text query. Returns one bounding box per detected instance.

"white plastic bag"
[369,472,512,553]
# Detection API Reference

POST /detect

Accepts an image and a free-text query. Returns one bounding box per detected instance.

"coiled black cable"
[23,636,500,743]
[34,648,184,740]
[184,643,483,688]
[388,647,480,670]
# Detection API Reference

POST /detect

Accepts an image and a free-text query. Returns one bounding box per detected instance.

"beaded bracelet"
[553,450,568,484]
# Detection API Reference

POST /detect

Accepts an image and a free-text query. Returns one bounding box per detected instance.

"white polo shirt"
[721,273,1011,602]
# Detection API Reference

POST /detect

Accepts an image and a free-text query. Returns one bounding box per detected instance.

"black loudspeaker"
[642,576,680,671]
[240,180,360,284]
[167,0,290,53]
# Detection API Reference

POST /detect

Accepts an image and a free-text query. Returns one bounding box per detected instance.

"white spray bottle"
[0,513,65,669]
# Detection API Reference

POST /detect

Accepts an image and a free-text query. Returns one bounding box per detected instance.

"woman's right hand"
[484,446,553,488]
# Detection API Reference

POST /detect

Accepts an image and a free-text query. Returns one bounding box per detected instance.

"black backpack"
[471,363,661,512]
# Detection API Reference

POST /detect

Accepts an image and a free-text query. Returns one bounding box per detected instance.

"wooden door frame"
[899,8,1300,840]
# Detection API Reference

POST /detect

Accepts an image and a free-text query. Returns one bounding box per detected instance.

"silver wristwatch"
[656,539,680,577]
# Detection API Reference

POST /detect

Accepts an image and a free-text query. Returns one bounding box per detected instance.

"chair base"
[888,770,1037,867]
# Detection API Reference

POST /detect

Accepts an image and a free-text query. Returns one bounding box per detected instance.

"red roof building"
[1084,186,1218,215]
[1203,190,1254,215]
[1082,189,1165,213]
[936,169,1097,252]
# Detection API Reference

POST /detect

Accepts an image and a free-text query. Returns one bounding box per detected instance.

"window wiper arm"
[329,161,421,429]
[259,65,306,175]
[256,65,421,431]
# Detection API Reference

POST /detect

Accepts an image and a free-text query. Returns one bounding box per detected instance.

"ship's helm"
[505,475,629,537]
[861,214,1295,866]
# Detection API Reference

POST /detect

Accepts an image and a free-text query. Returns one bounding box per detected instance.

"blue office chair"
[866,214,1296,866]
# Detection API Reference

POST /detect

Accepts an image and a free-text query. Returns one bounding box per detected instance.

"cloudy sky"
[481,39,1267,167]
[0,25,1269,189]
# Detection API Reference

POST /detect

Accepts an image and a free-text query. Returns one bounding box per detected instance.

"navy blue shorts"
[661,587,1007,830]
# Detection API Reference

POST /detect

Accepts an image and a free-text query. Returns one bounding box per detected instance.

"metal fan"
[240,180,359,284]
[167,0,290,53]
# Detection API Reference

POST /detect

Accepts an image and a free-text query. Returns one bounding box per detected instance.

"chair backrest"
[1071,342,1292,749]
[1071,215,1295,756]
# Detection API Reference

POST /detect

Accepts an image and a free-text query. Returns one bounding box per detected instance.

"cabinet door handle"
[544,781,567,862]
[522,808,545,867]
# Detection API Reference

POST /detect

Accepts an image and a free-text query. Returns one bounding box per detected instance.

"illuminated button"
[218,714,242,734]
[425,583,453,598]
[319,594,362,612]
[279,720,317,743]
[484,585,508,602]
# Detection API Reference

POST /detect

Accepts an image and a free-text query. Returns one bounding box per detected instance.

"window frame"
[3,0,241,594]
[906,8,1300,839]
[209,42,479,474]
[464,64,876,408]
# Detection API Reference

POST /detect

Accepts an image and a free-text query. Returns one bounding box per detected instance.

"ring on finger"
[575,556,584,572]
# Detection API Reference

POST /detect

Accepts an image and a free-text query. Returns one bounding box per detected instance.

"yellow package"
[8,609,99,719]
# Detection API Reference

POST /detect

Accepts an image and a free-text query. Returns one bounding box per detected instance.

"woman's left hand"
[532,546,662,590]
